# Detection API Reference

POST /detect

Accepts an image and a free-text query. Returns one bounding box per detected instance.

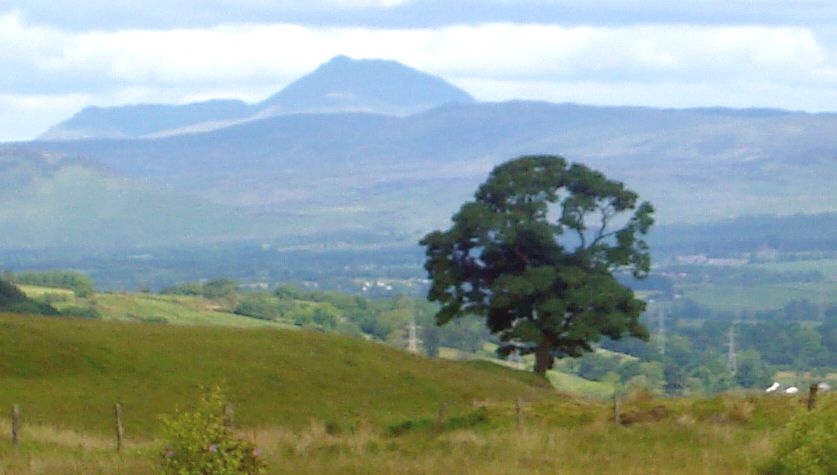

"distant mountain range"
[38,55,474,141]
[3,56,836,252]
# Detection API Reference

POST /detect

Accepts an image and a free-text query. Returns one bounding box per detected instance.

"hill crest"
[37,55,475,141]
[260,55,474,116]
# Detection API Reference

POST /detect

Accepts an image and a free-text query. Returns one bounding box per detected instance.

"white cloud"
[0,92,95,140]
[2,10,837,140]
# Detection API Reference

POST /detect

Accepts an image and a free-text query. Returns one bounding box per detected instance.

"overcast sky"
[2,0,837,141]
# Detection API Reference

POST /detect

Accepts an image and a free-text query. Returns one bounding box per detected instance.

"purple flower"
[165,449,175,458]
[252,447,263,457]
[208,444,218,453]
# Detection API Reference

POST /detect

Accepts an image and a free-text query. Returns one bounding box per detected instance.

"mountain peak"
[260,55,475,116]
[36,56,476,141]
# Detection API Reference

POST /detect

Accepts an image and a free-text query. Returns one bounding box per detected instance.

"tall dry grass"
[244,417,777,474]
[1,392,820,474]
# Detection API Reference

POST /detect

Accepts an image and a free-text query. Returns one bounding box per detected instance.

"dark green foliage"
[734,350,773,389]
[234,293,279,321]
[162,282,204,296]
[274,284,302,300]
[0,278,27,307]
[760,397,837,475]
[1,300,59,316]
[202,279,239,300]
[0,278,58,315]
[58,305,101,319]
[421,155,653,374]
[577,352,622,381]
[160,385,266,475]
[312,305,340,330]
[11,270,94,297]
[388,407,491,436]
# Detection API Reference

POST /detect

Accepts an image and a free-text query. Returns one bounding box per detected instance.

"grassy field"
[0,313,552,437]
[679,281,837,312]
[750,258,837,279]
[93,293,291,328]
[546,370,615,398]
[19,285,290,328]
[1,296,832,473]
[0,313,831,474]
[0,388,824,474]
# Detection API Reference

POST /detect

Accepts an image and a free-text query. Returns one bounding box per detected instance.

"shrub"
[0,279,59,315]
[234,293,279,321]
[0,278,29,307]
[388,407,492,436]
[161,282,204,296]
[159,385,266,475]
[760,397,837,475]
[11,270,94,297]
[60,305,101,319]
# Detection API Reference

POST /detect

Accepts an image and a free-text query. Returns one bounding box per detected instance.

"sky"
[2,0,837,141]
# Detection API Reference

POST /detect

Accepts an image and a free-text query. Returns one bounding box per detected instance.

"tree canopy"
[420,155,654,374]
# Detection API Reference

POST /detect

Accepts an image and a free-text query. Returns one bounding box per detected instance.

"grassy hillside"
[18,285,291,328]
[0,313,551,437]
[0,152,273,250]
[0,375,826,474]
[5,102,837,252]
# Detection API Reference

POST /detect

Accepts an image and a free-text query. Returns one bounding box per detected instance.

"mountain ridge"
[37,55,475,141]
[3,99,834,252]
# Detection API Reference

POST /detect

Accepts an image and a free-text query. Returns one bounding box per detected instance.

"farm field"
[0,313,551,436]
[0,312,830,474]
[4,273,836,473]
[0,406,799,475]
[678,281,837,312]
[750,258,837,279]
[18,285,292,328]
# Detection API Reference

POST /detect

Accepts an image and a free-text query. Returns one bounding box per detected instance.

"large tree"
[420,155,654,375]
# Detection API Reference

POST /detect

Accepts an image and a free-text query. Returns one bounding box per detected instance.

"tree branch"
[590,205,616,248]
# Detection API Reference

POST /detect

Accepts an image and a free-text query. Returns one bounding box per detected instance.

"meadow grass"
[0,313,553,437]
[1,392,822,474]
[19,285,290,328]
[93,292,291,328]
[546,370,615,398]
[0,312,828,474]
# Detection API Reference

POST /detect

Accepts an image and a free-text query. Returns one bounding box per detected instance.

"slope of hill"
[261,55,475,116]
[36,56,474,141]
[0,313,550,436]
[38,99,256,141]
[0,149,276,250]
[9,101,836,248]
[3,56,835,251]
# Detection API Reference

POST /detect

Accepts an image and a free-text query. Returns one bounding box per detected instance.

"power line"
[727,323,737,375]
[407,318,421,353]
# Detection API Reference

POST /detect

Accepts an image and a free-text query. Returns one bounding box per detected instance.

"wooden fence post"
[114,403,124,453]
[11,404,20,447]
[223,403,235,428]
[807,383,818,411]
[434,401,447,435]
[515,397,524,431]
[613,391,622,425]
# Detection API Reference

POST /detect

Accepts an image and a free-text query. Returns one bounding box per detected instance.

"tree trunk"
[533,338,554,375]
